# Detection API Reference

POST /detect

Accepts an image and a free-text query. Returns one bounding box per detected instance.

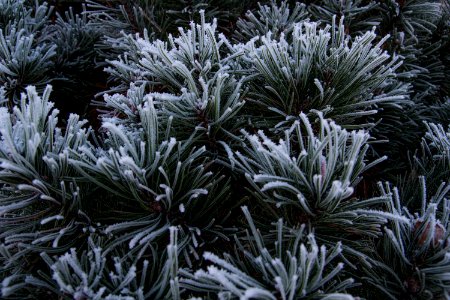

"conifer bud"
[414,220,446,248]
[404,276,421,294]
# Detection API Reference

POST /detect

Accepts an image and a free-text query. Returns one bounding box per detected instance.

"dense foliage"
[0,0,449,299]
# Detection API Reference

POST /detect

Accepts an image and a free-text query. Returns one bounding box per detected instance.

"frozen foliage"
[0,87,6,106]
[0,29,55,102]
[0,0,102,112]
[70,83,231,257]
[107,12,247,144]
[180,207,356,300]
[23,227,181,300]
[222,113,408,251]
[108,12,408,135]
[42,7,101,76]
[234,1,309,42]
[0,0,53,102]
[308,0,380,35]
[363,181,450,299]
[400,121,450,209]
[86,0,250,60]
[0,86,92,287]
[0,0,449,299]
[422,122,450,168]
[0,0,50,34]
[243,17,408,128]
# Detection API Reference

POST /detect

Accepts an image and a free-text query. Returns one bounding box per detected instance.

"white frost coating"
[0,107,9,130]
[261,181,300,194]
[151,92,181,101]
[40,215,64,225]
[242,288,276,300]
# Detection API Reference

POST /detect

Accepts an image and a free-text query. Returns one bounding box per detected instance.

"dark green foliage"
[0,0,103,115]
[241,17,409,130]
[180,207,358,299]
[0,86,93,299]
[233,1,309,42]
[363,181,450,299]
[0,0,449,299]
[0,27,56,102]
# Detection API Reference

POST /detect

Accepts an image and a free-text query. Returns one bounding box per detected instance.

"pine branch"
[362,181,450,299]
[180,206,357,299]
[0,86,93,287]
